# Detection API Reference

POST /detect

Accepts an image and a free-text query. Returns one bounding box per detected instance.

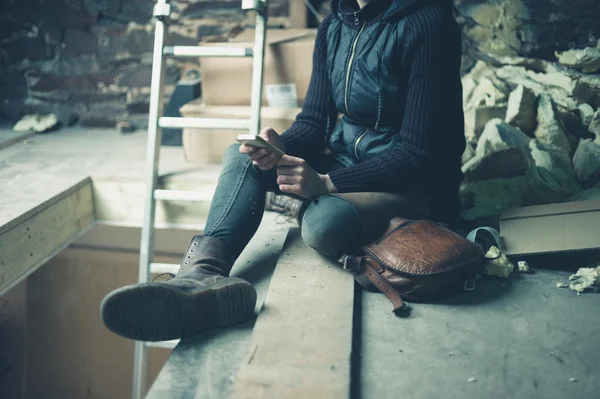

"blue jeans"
[204,144,430,264]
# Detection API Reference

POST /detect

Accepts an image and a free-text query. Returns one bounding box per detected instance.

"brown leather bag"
[340,217,485,314]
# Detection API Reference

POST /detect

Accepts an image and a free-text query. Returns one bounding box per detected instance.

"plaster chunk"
[481,246,515,278]
[13,113,58,133]
[505,85,537,135]
[518,261,532,273]
[568,267,600,293]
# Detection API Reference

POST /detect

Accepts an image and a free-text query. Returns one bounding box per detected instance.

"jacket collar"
[332,0,450,26]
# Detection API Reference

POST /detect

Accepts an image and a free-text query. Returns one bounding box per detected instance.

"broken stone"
[465,105,507,145]
[462,142,476,165]
[570,187,600,201]
[589,110,600,137]
[572,139,600,187]
[467,377,477,383]
[116,120,136,134]
[505,85,537,135]
[13,113,59,133]
[518,261,532,273]
[578,103,595,130]
[534,95,572,156]
[459,175,529,220]
[527,140,582,202]
[495,65,580,110]
[476,118,532,158]
[462,147,530,183]
[556,282,568,288]
[482,246,515,278]
[464,77,510,111]
[555,42,600,73]
[568,267,600,293]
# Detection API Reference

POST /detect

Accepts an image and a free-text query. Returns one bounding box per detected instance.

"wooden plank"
[146,213,292,399]
[0,130,35,151]
[230,228,355,399]
[0,181,95,296]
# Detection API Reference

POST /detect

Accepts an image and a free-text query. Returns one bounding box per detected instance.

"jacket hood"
[332,0,452,21]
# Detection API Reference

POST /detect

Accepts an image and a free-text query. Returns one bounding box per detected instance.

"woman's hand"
[239,127,286,171]
[276,155,337,199]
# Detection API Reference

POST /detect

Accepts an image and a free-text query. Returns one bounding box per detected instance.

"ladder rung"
[145,340,179,349]
[150,263,179,275]
[164,46,253,58]
[154,189,213,202]
[159,117,250,130]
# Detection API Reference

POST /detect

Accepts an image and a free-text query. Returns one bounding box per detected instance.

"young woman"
[101,0,465,341]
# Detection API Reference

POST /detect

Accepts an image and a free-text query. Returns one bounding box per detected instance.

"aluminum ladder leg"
[132,1,268,397]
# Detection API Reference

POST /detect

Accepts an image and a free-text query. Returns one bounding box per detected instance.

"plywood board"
[230,228,355,399]
[0,130,34,150]
[500,200,600,255]
[147,212,292,399]
[24,246,175,399]
[0,180,95,296]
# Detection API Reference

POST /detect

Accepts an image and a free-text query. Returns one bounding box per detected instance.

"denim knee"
[300,195,362,258]
[222,143,249,167]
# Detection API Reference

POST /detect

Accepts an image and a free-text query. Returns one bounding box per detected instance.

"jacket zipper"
[353,128,369,161]
[344,20,366,116]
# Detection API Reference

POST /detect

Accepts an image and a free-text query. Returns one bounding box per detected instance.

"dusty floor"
[149,216,600,399]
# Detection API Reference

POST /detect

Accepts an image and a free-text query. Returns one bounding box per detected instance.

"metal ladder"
[132,0,268,397]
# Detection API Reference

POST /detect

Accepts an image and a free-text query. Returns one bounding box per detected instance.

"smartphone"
[236,134,286,157]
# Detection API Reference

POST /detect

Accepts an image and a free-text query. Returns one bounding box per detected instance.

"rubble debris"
[568,267,600,294]
[13,113,59,133]
[578,103,595,131]
[589,110,600,137]
[534,95,572,155]
[505,85,537,135]
[468,377,477,383]
[572,139,600,187]
[517,261,532,273]
[556,282,568,288]
[460,175,529,221]
[463,66,510,111]
[462,148,530,183]
[555,41,600,73]
[527,140,582,202]
[494,65,579,110]
[569,377,579,383]
[465,105,507,144]
[462,142,476,165]
[481,246,515,278]
[570,187,600,201]
[476,118,532,158]
[116,120,136,134]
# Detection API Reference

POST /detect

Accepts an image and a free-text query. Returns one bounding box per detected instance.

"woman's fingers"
[276,165,302,176]
[239,144,256,154]
[276,174,300,185]
[248,147,270,161]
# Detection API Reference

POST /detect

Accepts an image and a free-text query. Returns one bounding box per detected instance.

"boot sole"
[100,278,257,341]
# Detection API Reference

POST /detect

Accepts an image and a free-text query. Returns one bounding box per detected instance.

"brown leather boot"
[100,236,256,341]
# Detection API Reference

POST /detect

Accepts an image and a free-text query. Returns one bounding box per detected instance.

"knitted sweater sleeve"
[328,8,452,193]
[278,14,336,158]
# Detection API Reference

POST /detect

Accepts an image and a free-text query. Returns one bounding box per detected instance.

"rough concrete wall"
[0,0,290,126]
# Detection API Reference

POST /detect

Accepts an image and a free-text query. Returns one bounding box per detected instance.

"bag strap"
[341,256,408,315]
[466,227,501,253]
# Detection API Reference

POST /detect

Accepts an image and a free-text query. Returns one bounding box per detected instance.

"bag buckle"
[464,279,476,291]
[338,255,353,270]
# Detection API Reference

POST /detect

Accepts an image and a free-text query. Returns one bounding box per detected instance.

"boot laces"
[152,272,176,282]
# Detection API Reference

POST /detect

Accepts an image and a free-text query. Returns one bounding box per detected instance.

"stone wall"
[0,0,290,127]
[1,0,599,127]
